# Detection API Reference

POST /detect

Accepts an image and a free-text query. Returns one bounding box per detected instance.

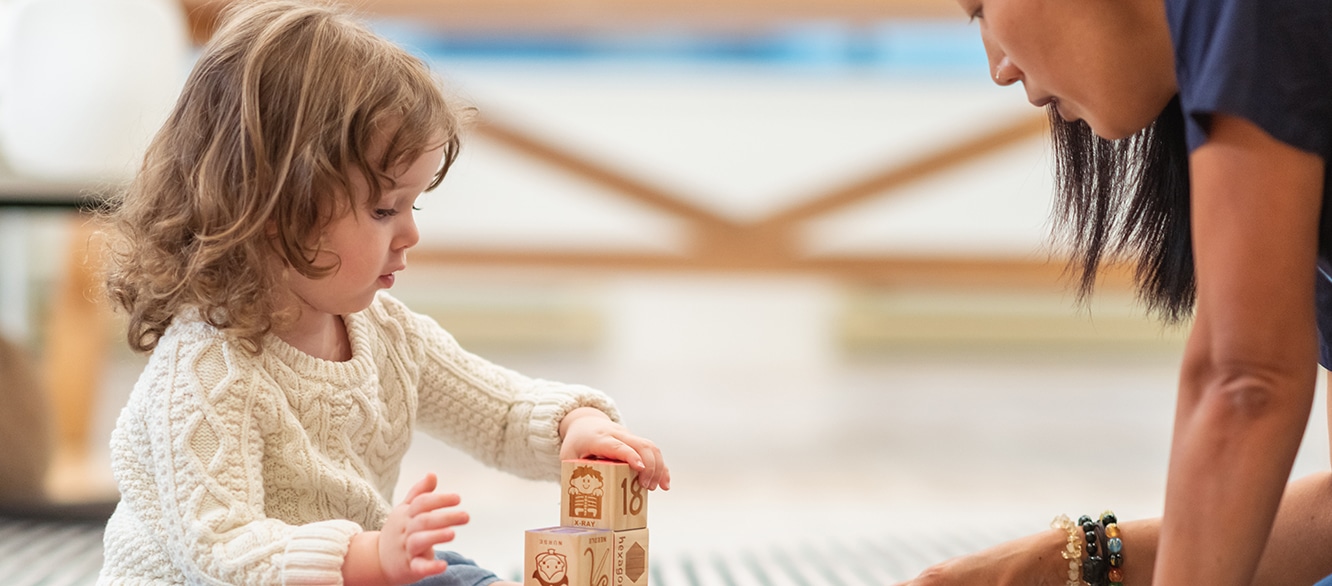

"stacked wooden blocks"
[525,459,650,586]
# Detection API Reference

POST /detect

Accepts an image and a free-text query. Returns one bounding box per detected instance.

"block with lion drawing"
[524,526,613,586]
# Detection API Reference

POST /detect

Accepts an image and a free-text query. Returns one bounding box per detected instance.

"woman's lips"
[1033,97,1075,122]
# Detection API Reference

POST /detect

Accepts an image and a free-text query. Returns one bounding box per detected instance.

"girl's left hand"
[559,407,670,491]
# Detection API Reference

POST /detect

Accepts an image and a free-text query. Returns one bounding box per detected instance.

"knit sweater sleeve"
[373,295,622,481]
[109,329,361,585]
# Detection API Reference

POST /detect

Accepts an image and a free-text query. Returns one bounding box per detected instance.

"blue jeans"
[1315,573,1332,586]
[409,551,502,586]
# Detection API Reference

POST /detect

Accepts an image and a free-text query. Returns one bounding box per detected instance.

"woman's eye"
[411,205,421,212]
[373,208,397,218]
[969,6,984,22]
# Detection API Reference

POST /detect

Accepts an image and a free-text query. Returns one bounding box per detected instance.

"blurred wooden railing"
[421,112,1104,289]
[181,0,963,42]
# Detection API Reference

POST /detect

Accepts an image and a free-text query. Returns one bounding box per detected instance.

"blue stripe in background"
[371,19,988,77]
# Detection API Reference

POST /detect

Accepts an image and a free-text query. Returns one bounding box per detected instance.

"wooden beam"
[181,0,963,43]
[475,117,738,229]
[755,113,1049,231]
[410,247,1138,291]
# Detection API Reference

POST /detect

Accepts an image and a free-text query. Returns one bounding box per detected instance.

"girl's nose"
[397,214,420,251]
[991,55,1021,86]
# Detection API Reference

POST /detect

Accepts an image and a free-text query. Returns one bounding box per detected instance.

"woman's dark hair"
[1050,95,1195,322]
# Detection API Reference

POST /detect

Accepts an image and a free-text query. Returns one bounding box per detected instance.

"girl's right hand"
[893,527,1070,586]
[377,473,470,585]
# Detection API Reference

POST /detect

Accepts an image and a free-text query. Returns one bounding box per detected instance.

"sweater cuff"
[528,382,622,473]
[280,519,363,586]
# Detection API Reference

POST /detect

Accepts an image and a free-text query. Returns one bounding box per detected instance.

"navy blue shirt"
[1167,0,1332,366]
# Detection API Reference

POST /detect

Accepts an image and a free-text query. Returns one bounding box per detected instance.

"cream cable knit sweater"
[98,293,620,585]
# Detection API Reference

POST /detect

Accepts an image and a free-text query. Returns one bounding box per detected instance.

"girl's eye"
[411,205,421,212]
[969,6,984,22]
[373,208,397,219]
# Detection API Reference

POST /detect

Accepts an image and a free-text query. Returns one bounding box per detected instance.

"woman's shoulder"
[1168,0,1332,156]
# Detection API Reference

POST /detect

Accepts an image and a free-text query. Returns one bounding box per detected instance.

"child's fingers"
[655,462,672,491]
[585,435,642,470]
[409,508,471,534]
[408,556,450,579]
[623,436,666,492]
[629,438,662,489]
[406,528,459,554]
[593,435,669,490]
[403,473,438,504]
[408,491,462,516]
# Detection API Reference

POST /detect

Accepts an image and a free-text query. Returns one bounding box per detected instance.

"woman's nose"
[990,55,1021,86]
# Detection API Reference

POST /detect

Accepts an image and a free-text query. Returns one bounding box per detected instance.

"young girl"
[897,0,1329,585]
[95,2,669,585]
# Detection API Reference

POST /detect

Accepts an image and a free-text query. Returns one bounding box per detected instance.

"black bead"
[1109,553,1123,568]
[1082,556,1107,583]
[1101,512,1118,526]
[1086,541,1098,555]
[1078,515,1094,527]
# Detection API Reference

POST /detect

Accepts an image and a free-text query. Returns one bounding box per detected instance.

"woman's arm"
[893,470,1332,586]
[1155,113,1325,585]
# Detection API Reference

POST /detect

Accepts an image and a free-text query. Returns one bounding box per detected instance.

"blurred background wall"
[1,0,1326,583]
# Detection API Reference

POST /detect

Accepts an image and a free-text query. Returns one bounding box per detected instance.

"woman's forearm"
[1110,472,1332,586]
[1153,375,1310,585]
[1253,471,1332,584]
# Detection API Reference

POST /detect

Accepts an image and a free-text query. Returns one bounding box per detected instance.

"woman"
[898,0,1332,584]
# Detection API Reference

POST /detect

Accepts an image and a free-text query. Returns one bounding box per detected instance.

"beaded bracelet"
[1078,515,1107,586]
[1102,511,1124,586]
[1051,514,1085,586]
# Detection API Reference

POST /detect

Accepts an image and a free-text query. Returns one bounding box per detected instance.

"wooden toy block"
[525,526,613,586]
[613,528,649,586]
[561,459,648,531]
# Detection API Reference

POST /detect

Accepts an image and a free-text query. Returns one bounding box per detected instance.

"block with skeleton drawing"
[560,459,648,531]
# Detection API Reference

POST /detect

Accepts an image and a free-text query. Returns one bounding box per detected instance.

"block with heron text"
[524,526,613,586]
[561,459,648,531]
[612,528,649,586]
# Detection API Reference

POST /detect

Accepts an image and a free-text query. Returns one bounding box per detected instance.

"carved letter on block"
[525,526,613,586]
[561,459,647,531]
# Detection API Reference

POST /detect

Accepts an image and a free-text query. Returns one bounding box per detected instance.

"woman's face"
[958,0,1177,140]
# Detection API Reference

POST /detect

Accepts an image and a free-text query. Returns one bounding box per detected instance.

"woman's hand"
[559,407,671,491]
[377,473,470,585]
[894,527,1069,586]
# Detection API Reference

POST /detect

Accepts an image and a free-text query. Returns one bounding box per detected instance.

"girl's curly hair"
[102,0,465,354]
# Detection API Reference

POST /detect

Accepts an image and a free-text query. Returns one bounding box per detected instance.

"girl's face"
[284,143,446,320]
[959,0,1177,140]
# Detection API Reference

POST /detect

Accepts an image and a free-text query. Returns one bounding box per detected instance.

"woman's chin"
[1078,114,1141,141]
[1090,123,1140,141]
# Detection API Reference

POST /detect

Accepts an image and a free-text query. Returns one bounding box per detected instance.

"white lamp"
[0,0,189,182]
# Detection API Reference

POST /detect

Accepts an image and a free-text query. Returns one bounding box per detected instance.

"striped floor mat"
[0,518,1015,586]
[0,518,105,586]
[497,530,1020,586]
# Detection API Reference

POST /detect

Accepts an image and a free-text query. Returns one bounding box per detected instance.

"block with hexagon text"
[612,528,649,586]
